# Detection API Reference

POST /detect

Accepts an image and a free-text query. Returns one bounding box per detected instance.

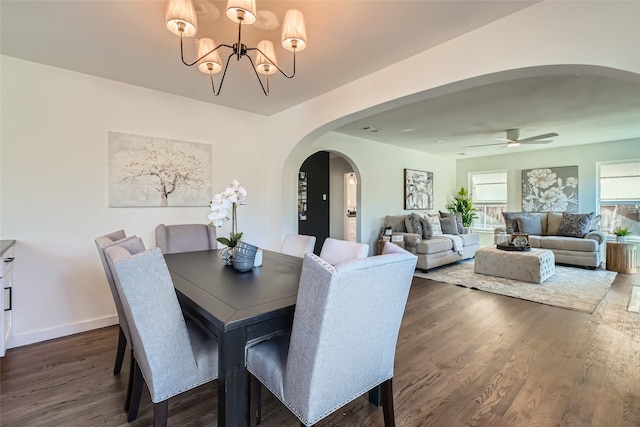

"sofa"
[385,213,480,271]
[494,211,606,269]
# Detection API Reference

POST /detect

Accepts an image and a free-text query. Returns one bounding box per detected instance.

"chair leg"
[124,349,134,412]
[154,400,169,427]
[381,378,395,427]
[127,359,144,422]
[113,326,127,375]
[248,373,262,427]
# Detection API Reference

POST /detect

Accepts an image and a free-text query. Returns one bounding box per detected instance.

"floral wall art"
[108,131,211,207]
[522,166,578,213]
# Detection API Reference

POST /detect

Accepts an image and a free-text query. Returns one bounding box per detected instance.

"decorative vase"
[220,247,234,265]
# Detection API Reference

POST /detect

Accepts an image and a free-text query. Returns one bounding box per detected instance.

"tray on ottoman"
[497,244,531,252]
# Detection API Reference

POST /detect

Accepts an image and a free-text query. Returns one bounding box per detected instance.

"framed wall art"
[522,165,578,212]
[108,131,212,207]
[404,168,433,210]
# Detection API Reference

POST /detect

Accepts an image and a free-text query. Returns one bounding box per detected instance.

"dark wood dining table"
[164,249,303,427]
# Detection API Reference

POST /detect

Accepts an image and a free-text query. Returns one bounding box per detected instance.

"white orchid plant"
[208,179,247,248]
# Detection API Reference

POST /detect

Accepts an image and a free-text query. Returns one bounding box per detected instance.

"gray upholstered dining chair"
[245,243,417,427]
[94,231,146,411]
[155,223,217,254]
[280,234,317,258]
[318,237,369,265]
[105,245,219,427]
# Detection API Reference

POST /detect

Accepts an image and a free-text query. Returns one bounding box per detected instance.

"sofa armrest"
[494,226,507,235]
[585,230,606,245]
[392,232,421,248]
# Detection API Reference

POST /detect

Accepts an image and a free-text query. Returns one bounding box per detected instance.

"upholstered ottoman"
[474,247,555,283]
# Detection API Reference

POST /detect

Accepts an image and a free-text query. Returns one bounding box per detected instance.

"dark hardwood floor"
[2,271,640,426]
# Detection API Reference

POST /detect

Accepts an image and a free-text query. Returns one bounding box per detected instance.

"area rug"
[414,260,617,313]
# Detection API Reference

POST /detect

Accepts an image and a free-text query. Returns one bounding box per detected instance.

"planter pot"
[616,235,626,243]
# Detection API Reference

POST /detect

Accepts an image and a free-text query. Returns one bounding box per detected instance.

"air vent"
[360,126,380,133]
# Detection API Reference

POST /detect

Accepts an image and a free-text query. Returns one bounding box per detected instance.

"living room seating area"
[494,211,606,268]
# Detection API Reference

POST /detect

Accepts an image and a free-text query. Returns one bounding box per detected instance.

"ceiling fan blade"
[465,142,506,148]
[521,140,553,145]
[493,137,516,143]
[518,132,558,143]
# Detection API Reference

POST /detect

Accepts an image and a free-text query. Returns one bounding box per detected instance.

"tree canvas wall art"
[108,132,211,207]
[521,166,578,213]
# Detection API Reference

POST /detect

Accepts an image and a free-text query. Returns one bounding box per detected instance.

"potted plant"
[446,187,478,229]
[613,226,632,243]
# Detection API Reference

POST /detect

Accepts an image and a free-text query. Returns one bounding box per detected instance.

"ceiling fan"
[466,128,559,149]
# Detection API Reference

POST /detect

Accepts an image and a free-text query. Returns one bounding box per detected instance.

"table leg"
[218,327,249,427]
[368,384,382,407]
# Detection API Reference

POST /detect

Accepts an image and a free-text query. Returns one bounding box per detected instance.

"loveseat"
[385,213,480,271]
[494,212,606,268]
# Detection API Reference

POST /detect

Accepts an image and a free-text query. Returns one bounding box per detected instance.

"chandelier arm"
[244,55,270,96]
[247,47,297,79]
[179,35,233,67]
[212,52,237,96]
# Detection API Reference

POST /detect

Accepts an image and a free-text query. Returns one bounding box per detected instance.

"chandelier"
[165,0,307,96]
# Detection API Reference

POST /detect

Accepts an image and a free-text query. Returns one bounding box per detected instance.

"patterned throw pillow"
[406,213,423,236]
[439,211,464,234]
[420,217,433,239]
[557,212,595,238]
[428,215,443,236]
[501,212,531,234]
[440,216,460,235]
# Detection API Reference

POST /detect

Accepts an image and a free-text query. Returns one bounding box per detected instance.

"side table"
[377,240,405,255]
[606,242,637,273]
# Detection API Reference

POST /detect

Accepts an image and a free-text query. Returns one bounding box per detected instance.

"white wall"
[0,56,269,347]
[1,0,638,348]
[456,139,640,212]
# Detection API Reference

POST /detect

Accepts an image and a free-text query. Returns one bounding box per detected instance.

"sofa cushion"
[502,212,530,233]
[546,212,563,235]
[440,211,464,234]
[557,212,594,238]
[416,236,453,254]
[440,216,459,235]
[427,215,443,236]
[536,236,599,252]
[517,216,543,235]
[405,213,423,236]
[419,217,433,239]
[385,215,407,233]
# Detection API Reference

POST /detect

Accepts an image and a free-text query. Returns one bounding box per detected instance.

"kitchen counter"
[1,240,15,257]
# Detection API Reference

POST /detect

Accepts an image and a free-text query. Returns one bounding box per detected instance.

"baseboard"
[6,315,118,350]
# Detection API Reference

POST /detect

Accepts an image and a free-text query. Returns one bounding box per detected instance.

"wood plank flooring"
[2,271,640,426]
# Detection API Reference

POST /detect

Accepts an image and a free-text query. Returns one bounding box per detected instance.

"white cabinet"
[0,242,15,357]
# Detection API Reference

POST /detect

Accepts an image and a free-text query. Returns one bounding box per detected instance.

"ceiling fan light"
[226,0,257,25]
[166,0,197,37]
[281,9,307,52]
[507,142,520,147]
[255,40,278,75]
[196,38,223,74]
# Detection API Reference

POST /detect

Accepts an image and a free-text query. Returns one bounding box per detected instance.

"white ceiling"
[2,1,639,159]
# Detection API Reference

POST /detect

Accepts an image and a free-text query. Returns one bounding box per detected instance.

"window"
[469,171,507,230]
[599,161,640,236]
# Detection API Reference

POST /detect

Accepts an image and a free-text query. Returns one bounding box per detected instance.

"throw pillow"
[501,212,531,234]
[439,211,464,234]
[516,216,543,235]
[406,213,423,236]
[557,212,595,238]
[440,216,459,235]
[419,217,433,239]
[546,212,563,235]
[427,215,443,236]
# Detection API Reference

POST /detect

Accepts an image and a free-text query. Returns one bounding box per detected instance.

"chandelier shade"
[165,0,307,95]
[281,9,307,52]
[165,0,197,37]
[196,38,223,75]
[255,40,278,75]
[225,0,257,25]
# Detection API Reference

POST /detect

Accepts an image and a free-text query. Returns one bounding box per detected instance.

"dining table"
[163,248,303,427]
